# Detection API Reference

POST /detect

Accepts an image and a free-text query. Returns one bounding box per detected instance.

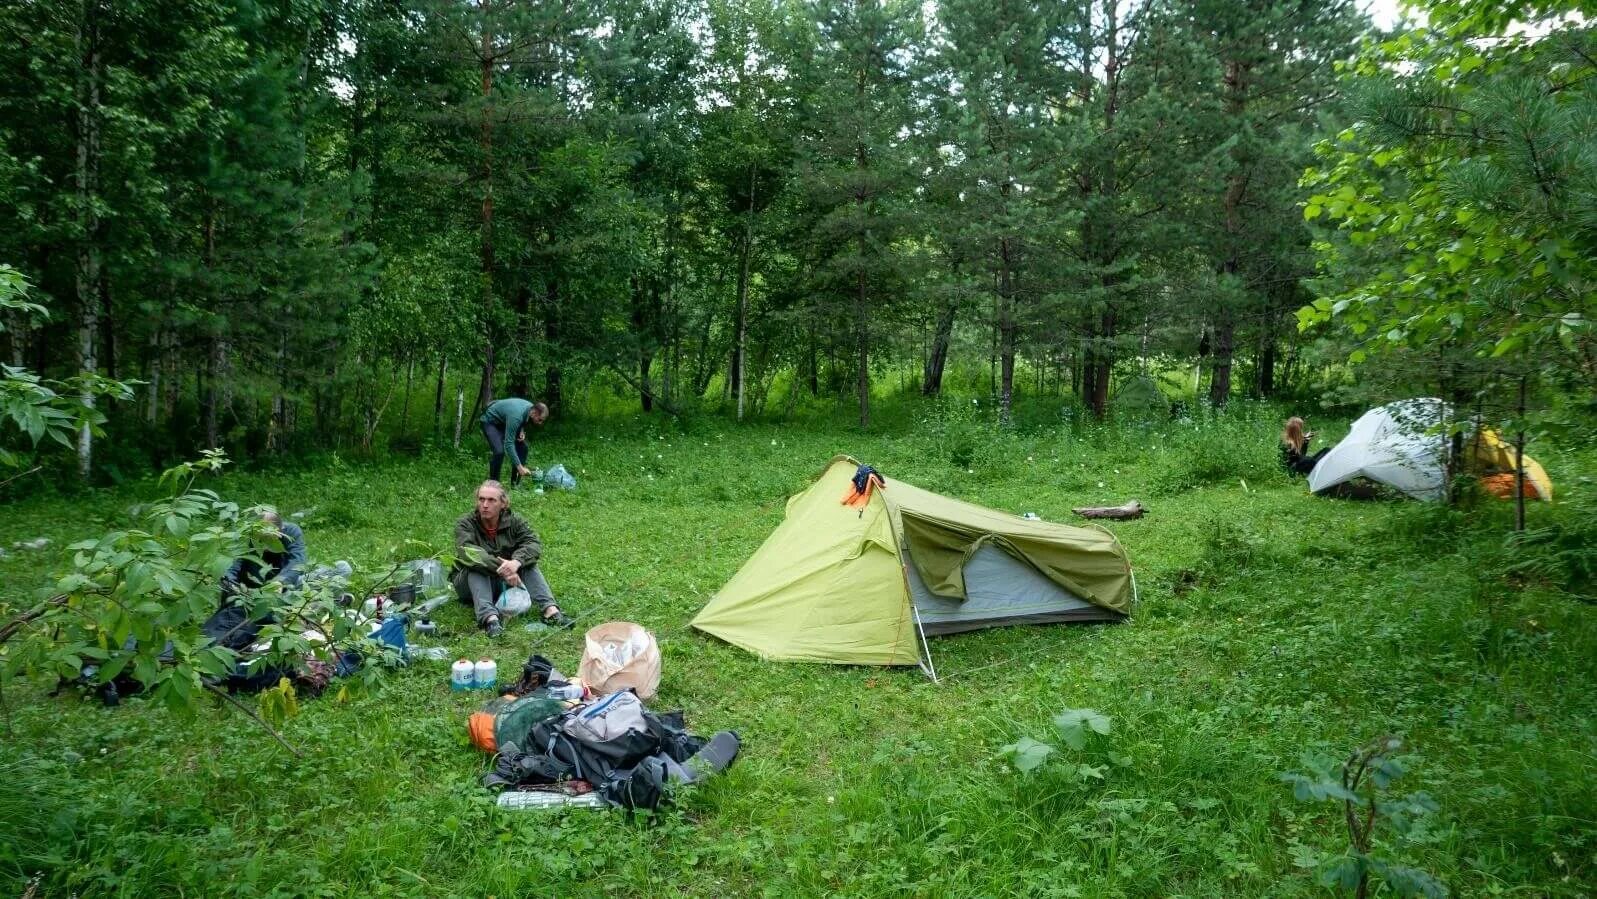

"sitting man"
[207,508,308,652]
[453,480,574,637]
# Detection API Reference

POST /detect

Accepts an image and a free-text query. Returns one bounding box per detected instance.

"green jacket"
[481,398,535,440]
[453,510,542,576]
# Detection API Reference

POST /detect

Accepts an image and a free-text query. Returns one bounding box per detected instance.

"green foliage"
[1000,708,1127,783]
[0,451,407,718]
[1300,0,1597,398]
[1282,738,1448,898]
[0,266,133,472]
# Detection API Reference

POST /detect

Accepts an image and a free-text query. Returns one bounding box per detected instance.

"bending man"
[481,396,548,485]
[453,480,574,637]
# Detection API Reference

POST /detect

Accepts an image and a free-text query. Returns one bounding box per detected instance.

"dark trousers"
[482,421,530,484]
[1291,447,1331,476]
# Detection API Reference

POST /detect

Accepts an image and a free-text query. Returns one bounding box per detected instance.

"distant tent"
[1466,428,1553,501]
[691,457,1134,676]
[1112,375,1166,415]
[1308,399,1452,500]
[1308,399,1555,503]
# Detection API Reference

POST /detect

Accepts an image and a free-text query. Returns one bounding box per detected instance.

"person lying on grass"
[452,479,574,637]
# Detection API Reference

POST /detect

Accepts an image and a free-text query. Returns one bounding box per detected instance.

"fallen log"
[1071,500,1145,520]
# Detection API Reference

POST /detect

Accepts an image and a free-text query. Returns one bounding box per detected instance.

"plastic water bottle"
[549,682,585,702]
[450,659,475,691]
[474,657,497,691]
[496,790,607,811]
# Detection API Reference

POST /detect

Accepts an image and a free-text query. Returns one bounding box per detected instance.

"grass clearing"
[1,402,1594,897]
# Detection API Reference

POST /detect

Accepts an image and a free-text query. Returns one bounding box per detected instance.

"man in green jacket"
[480,396,548,485]
[453,480,574,637]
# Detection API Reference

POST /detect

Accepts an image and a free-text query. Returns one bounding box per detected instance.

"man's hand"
[504,571,524,588]
[515,464,532,478]
[496,557,522,579]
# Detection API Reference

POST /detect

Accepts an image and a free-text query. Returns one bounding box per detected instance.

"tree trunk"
[269,331,288,451]
[632,276,654,413]
[922,299,956,396]
[400,354,415,437]
[475,8,499,414]
[433,355,448,434]
[453,385,465,448]
[998,237,1016,423]
[1090,307,1115,418]
[1257,335,1277,398]
[75,0,103,480]
[732,164,755,421]
[145,328,162,425]
[543,280,561,412]
[1211,57,1249,410]
[1208,314,1235,407]
[205,335,227,449]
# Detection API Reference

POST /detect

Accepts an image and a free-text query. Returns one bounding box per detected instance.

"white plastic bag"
[578,621,661,700]
[496,585,533,617]
[543,464,578,491]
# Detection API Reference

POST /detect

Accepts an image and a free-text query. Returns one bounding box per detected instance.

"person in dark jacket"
[223,509,307,594]
[1281,416,1330,476]
[453,480,573,637]
[208,509,308,652]
[481,397,549,484]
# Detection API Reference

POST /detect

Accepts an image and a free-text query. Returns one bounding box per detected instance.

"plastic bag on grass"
[578,622,661,701]
[543,464,577,491]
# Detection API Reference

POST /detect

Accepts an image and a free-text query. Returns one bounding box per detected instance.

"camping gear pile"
[1308,399,1556,502]
[469,644,738,811]
[691,456,1135,676]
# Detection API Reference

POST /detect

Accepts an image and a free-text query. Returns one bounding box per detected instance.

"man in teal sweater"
[481,396,549,484]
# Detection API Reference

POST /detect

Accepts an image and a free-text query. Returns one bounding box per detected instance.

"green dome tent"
[691,457,1135,677]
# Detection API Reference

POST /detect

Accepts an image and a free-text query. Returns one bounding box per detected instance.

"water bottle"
[450,659,475,691]
[496,790,607,811]
[550,682,585,702]
[473,657,498,691]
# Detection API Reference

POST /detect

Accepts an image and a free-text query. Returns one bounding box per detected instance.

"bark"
[1089,307,1115,419]
[205,334,227,450]
[145,328,161,424]
[1208,314,1235,408]
[75,0,103,480]
[732,164,755,421]
[400,354,415,437]
[997,237,1016,422]
[543,280,561,412]
[475,6,499,414]
[922,299,957,396]
[433,356,448,434]
[453,386,465,448]
[1072,500,1145,520]
[1210,57,1249,409]
[1257,336,1277,397]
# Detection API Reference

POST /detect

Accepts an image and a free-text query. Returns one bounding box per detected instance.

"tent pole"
[1130,568,1140,608]
[912,603,939,684]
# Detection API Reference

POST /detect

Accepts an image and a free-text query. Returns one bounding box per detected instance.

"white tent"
[1309,399,1452,500]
